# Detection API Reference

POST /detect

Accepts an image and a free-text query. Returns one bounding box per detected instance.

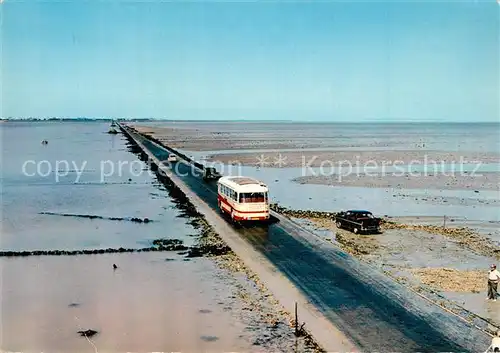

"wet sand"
[132,123,500,156]
[206,150,500,167]
[133,125,412,151]
[294,172,500,191]
[132,124,500,165]
[1,252,309,353]
[134,123,500,194]
[391,216,500,241]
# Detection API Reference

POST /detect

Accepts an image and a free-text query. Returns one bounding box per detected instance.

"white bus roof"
[218,176,268,193]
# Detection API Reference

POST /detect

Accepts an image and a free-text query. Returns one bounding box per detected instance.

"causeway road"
[122,124,491,353]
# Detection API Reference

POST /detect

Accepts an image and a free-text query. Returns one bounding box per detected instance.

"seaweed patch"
[39,212,152,223]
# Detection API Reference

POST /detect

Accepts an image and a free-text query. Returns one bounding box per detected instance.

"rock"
[77,329,98,338]
[152,238,189,251]
[186,247,204,258]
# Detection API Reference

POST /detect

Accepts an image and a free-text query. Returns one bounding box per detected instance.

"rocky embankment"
[0,236,230,258]
[270,204,337,220]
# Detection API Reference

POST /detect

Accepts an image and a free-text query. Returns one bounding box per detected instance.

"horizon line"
[2,117,499,124]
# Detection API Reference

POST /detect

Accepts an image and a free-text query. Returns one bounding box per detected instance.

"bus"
[217,176,270,221]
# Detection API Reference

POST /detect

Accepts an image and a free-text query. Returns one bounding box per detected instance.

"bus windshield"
[239,192,267,203]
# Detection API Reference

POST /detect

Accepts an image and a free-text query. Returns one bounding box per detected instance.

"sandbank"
[206,150,500,167]
[132,125,410,151]
[294,172,500,191]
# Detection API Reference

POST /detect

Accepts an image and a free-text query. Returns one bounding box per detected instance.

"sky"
[1,0,499,122]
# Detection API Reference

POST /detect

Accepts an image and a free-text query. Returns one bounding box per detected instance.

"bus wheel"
[231,210,241,225]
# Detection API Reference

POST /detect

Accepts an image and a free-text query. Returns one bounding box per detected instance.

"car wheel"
[336,221,342,228]
[353,227,359,234]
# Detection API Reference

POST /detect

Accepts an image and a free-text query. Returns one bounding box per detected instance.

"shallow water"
[1,122,300,353]
[193,151,500,175]
[1,121,193,251]
[0,253,254,353]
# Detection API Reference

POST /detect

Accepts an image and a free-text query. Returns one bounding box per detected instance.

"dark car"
[202,167,222,181]
[334,210,381,234]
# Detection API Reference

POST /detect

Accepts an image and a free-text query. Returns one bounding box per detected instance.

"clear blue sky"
[2,0,498,122]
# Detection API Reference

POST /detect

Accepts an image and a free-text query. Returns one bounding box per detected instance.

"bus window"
[239,192,266,203]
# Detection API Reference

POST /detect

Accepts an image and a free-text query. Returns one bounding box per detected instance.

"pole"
[443,215,446,229]
[294,302,298,336]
